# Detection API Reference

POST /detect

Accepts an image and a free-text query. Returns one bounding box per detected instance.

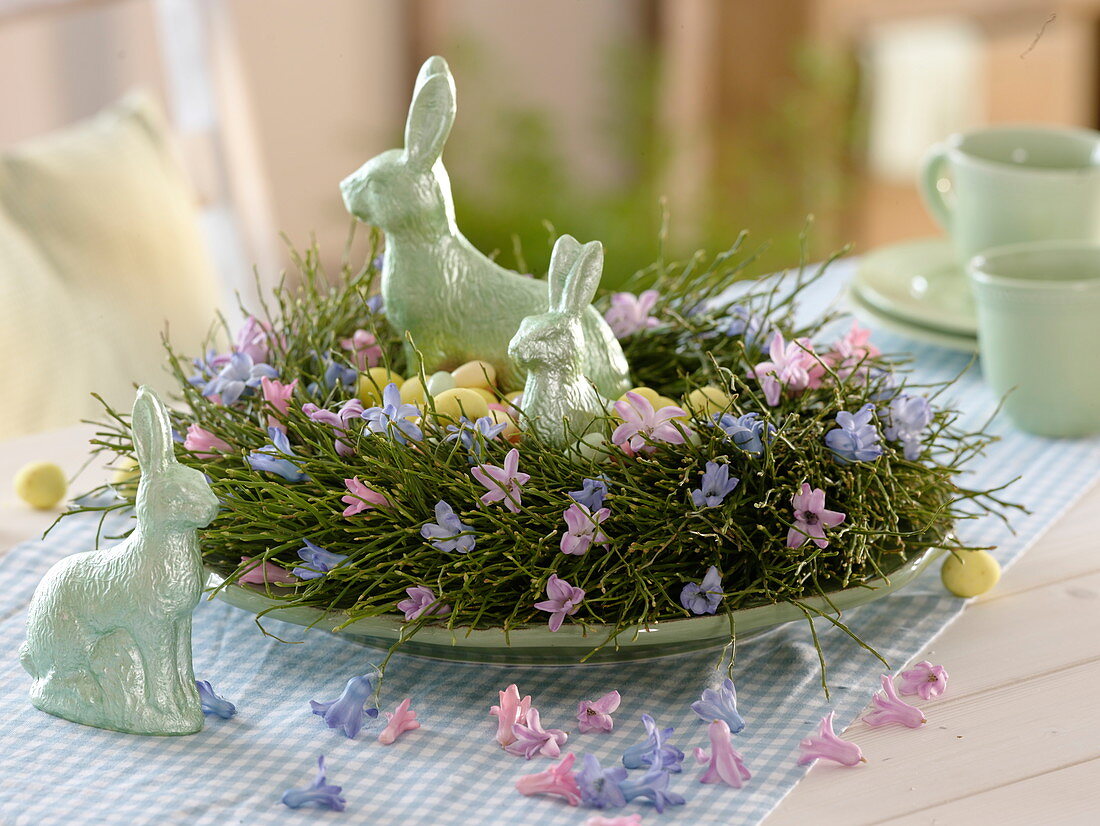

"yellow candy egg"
[654,396,682,411]
[358,367,403,405]
[111,455,141,487]
[433,387,490,422]
[452,360,497,390]
[685,386,731,416]
[941,550,1001,598]
[14,461,68,510]
[619,387,662,408]
[399,376,430,406]
[467,387,498,405]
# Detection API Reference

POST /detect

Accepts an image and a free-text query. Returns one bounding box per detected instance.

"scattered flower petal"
[622,714,684,772]
[863,673,926,728]
[195,679,236,719]
[505,707,569,759]
[281,755,346,811]
[490,684,533,748]
[616,767,685,814]
[897,661,949,700]
[378,697,419,745]
[577,690,621,734]
[585,816,643,826]
[471,448,530,513]
[515,753,582,806]
[341,476,390,516]
[690,677,745,733]
[310,674,379,739]
[576,752,628,809]
[694,719,751,787]
[797,711,865,767]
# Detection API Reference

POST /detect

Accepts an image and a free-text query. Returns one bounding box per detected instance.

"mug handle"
[919,144,953,231]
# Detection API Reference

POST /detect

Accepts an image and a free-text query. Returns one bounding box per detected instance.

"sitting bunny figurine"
[20,386,219,735]
[509,235,611,448]
[340,55,631,397]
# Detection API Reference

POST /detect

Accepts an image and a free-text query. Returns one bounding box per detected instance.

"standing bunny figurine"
[509,235,611,448]
[340,55,631,396]
[20,386,219,735]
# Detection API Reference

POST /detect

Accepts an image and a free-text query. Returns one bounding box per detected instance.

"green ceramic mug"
[968,241,1100,437]
[921,125,1100,265]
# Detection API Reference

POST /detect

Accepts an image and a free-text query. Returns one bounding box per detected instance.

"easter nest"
[67,230,1013,683]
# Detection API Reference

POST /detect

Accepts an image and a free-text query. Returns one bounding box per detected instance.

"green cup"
[968,241,1100,437]
[921,125,1100,265]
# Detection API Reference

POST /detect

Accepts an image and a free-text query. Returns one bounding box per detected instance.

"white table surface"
[3,424,1098,824]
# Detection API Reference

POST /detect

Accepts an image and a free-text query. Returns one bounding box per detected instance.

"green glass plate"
[206,547,943,665]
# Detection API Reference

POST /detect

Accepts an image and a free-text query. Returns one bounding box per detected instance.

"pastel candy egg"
[433,388,490,422]
[399,376,430,406]
[426,371,456,397]
[619,387,662,408]
[487,408,521,443]
[505,391,524,404]
[111,455,141,488]
[570,432,612,463]
[14,461,67,510]
[685,386,731,416]
[358,367,403,405]
[941,550,1001,598]
[467,387,498,406]
[452,360,497,390]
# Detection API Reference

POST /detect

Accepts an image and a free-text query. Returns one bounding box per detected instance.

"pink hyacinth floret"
[863,673,926,728]
[797,711,865,767]
[378,697,419,745]
[585,816,643,826]
[577,690,621,733]
[561,503,611,556]
[340,328,383,370]
[471,447,530,513]
[490,684,533,747]
[341,476,391,517]
[505,707,568,759]
[611,392,690,455]
[533,574,586,632]
[750,331,826,406]
[826,322,880,381]
[183,424,232,459]
[515,752,581,806]
[693,719,752,788]
[787,483,846,549]
[238,556,298,586]
[261,377,298,430]
[897,661,949,700]
[604,289,660,339]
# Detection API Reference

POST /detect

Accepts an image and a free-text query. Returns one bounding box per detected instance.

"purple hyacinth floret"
[690,677,745,733]
[247,426,308,481]
[292,539,348,580]
[712,412,775,456]
[622,714,684,772]
[281,756,346,811]
[310,674,379,739]
[690,462,739,509]
[421,500,476,554]
[195,680,236,719]
[568,477,608,512]
[883,394,933,461]
[824,403,883,464]
[680,566,723,615]
[362,383,424,445]
[444,416,507,461]
[616,767,686,814]
[202,352,278,406]
[576,753,628,809]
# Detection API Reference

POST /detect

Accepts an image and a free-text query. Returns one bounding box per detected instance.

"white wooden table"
[3,424,1098,823]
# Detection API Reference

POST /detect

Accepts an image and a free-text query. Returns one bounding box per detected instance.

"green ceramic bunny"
[509,235,612,448]
[20,386,219,735]
[339,55,631,396]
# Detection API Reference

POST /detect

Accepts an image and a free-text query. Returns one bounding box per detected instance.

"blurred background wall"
[0,0,1094,290]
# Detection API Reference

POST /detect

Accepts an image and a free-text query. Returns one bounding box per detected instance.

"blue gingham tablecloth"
[3,261,1099,826]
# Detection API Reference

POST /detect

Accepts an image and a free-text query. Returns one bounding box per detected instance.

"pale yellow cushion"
[0,93,222,439]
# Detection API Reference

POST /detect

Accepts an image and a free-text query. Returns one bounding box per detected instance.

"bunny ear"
[404,57,456,170]
[131,385,174,475]
[560,240,605,316]
[547,234,583,310]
